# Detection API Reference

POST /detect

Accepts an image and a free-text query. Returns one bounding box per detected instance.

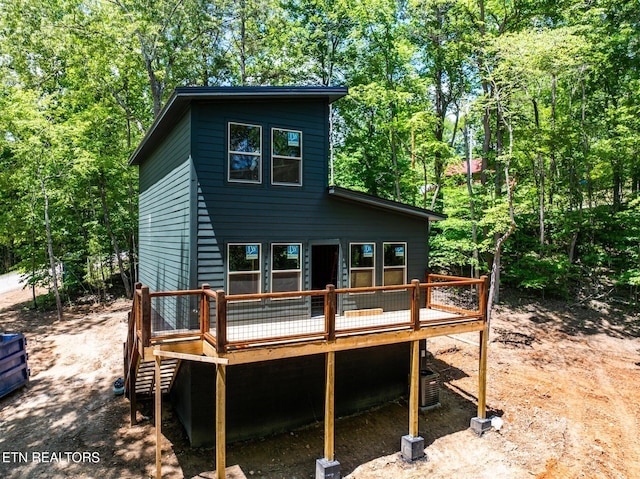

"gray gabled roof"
[328,186,446,221]
[128,86,349,166]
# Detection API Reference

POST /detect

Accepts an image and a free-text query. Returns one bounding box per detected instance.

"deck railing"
[127,274,488,356]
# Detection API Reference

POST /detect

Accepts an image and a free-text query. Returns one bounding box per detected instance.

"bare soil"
[0,287,639,479]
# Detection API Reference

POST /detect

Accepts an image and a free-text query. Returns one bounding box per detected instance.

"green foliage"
[0,0,639,307]
[429,217,480,273]
[506,251,575,298]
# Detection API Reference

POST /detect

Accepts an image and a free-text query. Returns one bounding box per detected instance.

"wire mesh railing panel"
[208,294,217,338]
[336,288,412,333]
[138,275,486,348]
[150,294,201,337]
[225,293,325,345]
[426,280,481,316]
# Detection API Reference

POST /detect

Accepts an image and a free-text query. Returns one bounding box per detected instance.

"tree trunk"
[239,0,247,85]
[538,150,545,250]
[127,178,138,283]
[612,161,623,212]
[486,154,516,325]
[478,0,491,188]
[549,74,557,207]
[39,166,63,321]
[490,107,505,302]
[100,174,132,298]
[532,98,544,251]
[568,231,579,264]
[487,86,517,327]
[464,119,479,278]
[29,195,38,309]
[389,106,402,202]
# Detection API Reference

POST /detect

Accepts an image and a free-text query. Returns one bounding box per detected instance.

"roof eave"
[327,186,447,221]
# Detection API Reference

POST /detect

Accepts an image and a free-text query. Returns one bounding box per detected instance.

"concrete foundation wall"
[171,343,410,446]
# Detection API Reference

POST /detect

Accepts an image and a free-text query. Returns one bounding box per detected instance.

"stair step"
[133,358,180,395]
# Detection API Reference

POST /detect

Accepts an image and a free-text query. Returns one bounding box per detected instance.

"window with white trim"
[271,128,302,185]
[350,243,375,288]
[271,243,302,292]
[383,242,407,286]
[228,122,262,183]
[227,244,261,294]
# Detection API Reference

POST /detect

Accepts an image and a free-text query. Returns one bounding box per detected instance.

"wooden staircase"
[123,303,182,424]
[132,357,180,395]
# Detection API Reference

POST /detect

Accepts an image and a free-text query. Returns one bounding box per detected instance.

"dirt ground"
[0,286,639,479]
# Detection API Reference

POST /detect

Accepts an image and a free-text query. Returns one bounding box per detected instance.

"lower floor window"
[226,241,407,293]
[350,243,375,288]
[228,244,261,295]
[383,242,407,286]
[271,243,302,292]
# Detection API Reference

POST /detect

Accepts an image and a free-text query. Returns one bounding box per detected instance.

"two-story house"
[128,86,448,447]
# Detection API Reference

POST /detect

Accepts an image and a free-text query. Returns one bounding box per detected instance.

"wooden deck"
[226,307,460,343]
[124,274,490,479]
[152,307,464,345]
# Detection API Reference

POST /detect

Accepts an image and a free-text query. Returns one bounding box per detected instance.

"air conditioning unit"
[420,369,440,410]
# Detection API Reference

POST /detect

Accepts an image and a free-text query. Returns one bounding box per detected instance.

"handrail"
[427,273,483,282]
[422,279,485,287]
[149,289,206,298]
[335,283,413,294]
[130,274,487,354]
[226,289,323,301]
[124,282,143,400]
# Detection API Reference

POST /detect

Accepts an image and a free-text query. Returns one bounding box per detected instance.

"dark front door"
[311,244,339,316]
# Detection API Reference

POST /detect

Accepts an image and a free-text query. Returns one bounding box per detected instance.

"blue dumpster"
[0,334,29,399]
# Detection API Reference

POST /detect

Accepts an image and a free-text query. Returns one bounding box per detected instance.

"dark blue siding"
[189,99,429,297]
[137,97,430,314]
[138,111,193,328]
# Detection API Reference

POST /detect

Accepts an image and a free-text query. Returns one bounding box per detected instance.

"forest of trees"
[0,0,638,317]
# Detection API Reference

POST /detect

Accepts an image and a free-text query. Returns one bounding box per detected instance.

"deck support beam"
[401,339,425,461]
[150,351,230,477]
[155,355,162,479]
[470,323,491,436]
[316,350,340,478]
[470,276,491,436]
[216,364,227,479]
[477,324,488,418]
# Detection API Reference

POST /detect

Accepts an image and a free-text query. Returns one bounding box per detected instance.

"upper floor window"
[350,243,375,288]
[383,242,407,286]
[272,128,302,186]
[229,122,262,183]
[271,243,302,292]
[227,243,261,294]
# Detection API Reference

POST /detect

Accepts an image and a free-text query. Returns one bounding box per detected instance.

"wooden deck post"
[478,275,489,419]
[155,355,162,479]
[323,351,336,461]
[134,282,142,332]
[215,290,227,354]
[409,340,420,437]
[141,286,151,347]
[477,324,488,419]
[201,284,211,335]
[325,284,336,341]
[470,274,491,435]
[316,349,340,477]
[129,350,138,427]
[410,279,421,331]
[216,364,226,479]
[401,339,425,461]
[425,275,432,309]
